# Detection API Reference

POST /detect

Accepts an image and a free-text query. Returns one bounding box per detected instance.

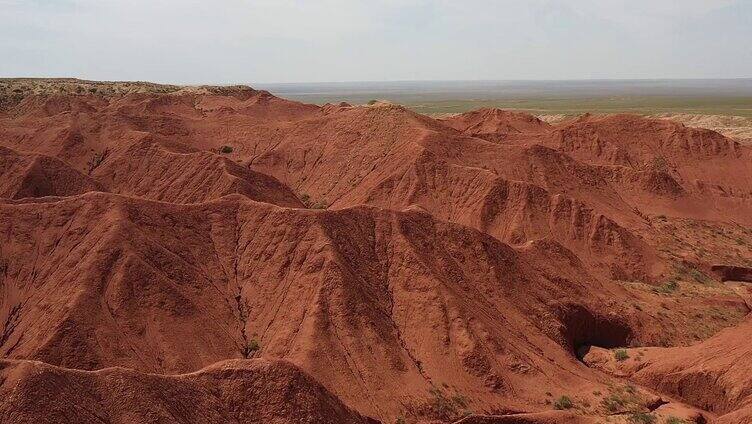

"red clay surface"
[0,83,750,423]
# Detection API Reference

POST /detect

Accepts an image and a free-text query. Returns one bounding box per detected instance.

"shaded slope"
[250,104,434,209]
[550,113,742,167]
[546,114,752,226]
[0,89,321,174]
[1,86,751,423]
[0,358,377,424]
[579,282,752,422]
[0,146,103,199]
[550,114,752,198]
[599,316,752,423]
[0,91,311,205]
[355,151,658,280]
[251,106,659,280]
[0,192,651,421]
[93,138,304,206]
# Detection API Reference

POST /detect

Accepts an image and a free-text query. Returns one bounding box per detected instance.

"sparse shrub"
[688,268,710,284]
[241,339,260,358]
[395,417,406,424]
[601,384,643,414]
[411,387,470,422]
[670,262,711,285]
[553,395,573,410]
[299,193,326,209]
[602,394,625,413]
[451,393,469,409]
[629,412,656,424]
[665,417,687,424]
[220,145,233,154]
[614,349,629,362]
[654,280,678,294]
[247,338,259,351]
[367,99,378,105]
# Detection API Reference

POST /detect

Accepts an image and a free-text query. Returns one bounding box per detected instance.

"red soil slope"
[93,138,303,206]
[0,146,103,199]
[583,303,752,422]
[548,114,752,223]
[0,192,655,420]
[0,358,377,424]
[441,108,552,143]
[1,84,751,423]
[248,105,662,280]
[578,283,752,423]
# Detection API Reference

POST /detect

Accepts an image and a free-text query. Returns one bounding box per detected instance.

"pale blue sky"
[1,0,750,84]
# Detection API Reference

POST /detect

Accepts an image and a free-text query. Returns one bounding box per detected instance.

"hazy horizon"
[250,78,752,116]
[6,76,752,86]
[2,1,751,84]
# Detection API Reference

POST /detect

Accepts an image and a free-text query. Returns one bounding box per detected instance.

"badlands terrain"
[0,78,751,423]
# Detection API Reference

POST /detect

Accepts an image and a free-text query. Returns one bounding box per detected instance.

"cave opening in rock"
[556,303,634,360]
[711,265,752,283]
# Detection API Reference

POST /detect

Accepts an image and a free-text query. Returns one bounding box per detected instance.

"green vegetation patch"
[614,349,630,362]
[553,395,574,410]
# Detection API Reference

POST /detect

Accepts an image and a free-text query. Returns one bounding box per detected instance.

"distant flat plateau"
[256,79,752,142]
[256,79,752,116]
